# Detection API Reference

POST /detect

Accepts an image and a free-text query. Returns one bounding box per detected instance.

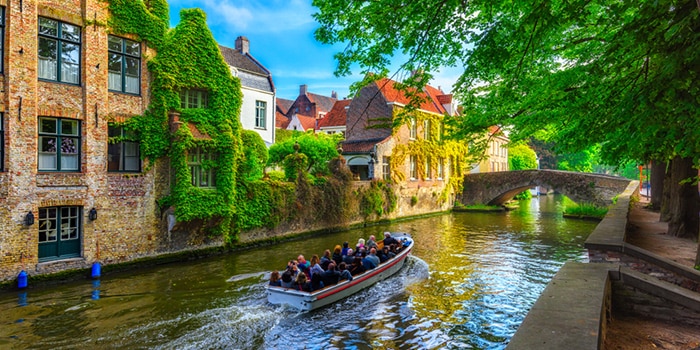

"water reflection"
[0,195,597,349]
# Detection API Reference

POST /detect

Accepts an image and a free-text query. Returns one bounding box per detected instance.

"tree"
[509,143,538,171]
[239,130,268,182]
[557,146,599,173]
[313,0,700,262]
[267,132,341,176]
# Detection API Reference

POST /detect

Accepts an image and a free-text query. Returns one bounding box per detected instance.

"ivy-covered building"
[342,77,468,213]
[0,0,244,282]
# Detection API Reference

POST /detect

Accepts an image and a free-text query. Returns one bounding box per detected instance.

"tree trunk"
[649,160,665,210]
[660,161,672,222]
[665,156,700,240]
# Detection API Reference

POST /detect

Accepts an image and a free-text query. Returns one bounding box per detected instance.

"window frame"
[423,120,430,140]
[38,17,81,85]
[425,156,431,180]
[409,117,417,140]
[107,35,141,95]
[437,157,444,180]
[38,117,81,172]
[255,100,267,129]
[187,146,217,188]
[180,89,209,109]
[409,155,417,180]
[107,124,141,173]
[382,156,391,181]
[38,206,82,262]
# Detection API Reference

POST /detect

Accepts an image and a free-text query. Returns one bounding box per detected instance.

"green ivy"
[108,3,243,241]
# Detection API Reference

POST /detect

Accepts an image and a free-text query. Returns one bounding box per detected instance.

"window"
[425,157,431,179]
[409,155,417,180]
[38,206,81,261]
[108,125,140,172]
[409,117,417,140]
[38,18,80,84]
[38,117,80,171]
[438,122,444,141]
[437,157,444,180]
[0,113,3,171]
[0,7,5,73]
[255,100,267,129]
[108,35,140,94]
[180,89,209,109]
[424,120,431,140]
[382,156,390,181]
[188,147,217,187]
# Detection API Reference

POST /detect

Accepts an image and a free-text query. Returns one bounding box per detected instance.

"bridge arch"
[457,170,632,206]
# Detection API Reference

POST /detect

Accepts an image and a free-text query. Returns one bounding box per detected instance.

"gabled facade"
[219,36,275,145]
[275,97,293,129]
[282,84,338,132]
[471,126,509,173]
[343,77,465,181]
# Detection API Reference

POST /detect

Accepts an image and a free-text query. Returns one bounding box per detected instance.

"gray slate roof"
[218,44,273,93]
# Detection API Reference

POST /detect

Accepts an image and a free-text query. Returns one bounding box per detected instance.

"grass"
[563,203,609,219]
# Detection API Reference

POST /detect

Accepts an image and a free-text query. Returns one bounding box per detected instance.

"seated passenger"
[294,271,311,292]
[377,248,389,263]
[366,235,378,251]
[320,250,332,270]
[382,232,399,248]
[286,260,300,278]
[280,270,294,288]
[320,262,341,286]
[297,255,310,275]
[350,257,366,275]
[355,238,365,252]
[332,245,343,265]
[338,262,353,282]
[343,249,355,265]
[269,270,282,286]
[362,248,380,270]
[310,272,325,291]
[341,242,350,256]
[309,255,324,277]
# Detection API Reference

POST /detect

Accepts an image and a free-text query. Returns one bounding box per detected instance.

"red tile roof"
[297,114,317,131]
[318,99,350,129]
[276,112,290,129]
[373,77,448,115]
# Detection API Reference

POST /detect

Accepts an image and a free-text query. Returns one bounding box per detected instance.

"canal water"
[0,195,598,349]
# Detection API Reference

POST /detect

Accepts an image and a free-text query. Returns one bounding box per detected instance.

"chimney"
[300,84,308,95]
[331,91,338,99]
[235,36,250,54]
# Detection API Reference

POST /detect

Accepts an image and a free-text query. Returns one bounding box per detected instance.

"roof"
[276,98,293,128]
[218,44,269,76]
[297,114,317,131]
[306,92,337,113]
[276,98,294,115]
[318,99,350,129]
[373,77,449,115]
[276,112,290,129]
[341,137,390,153]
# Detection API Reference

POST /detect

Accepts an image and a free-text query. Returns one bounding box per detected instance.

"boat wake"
[226,271,268,283]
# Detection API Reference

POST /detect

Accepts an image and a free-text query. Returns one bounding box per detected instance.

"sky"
[168,0,461,101]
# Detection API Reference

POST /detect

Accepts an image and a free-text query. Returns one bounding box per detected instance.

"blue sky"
[168,0,460,101]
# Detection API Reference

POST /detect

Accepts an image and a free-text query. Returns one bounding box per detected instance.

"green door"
[38,206,81,261]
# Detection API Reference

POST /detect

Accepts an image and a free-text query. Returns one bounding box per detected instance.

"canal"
[0,195,598,349]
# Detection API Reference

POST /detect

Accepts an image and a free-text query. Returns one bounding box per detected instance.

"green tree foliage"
[239,130,268,182]
[508,143,538,171]
[268,132,340,176]
[557,146,599,173]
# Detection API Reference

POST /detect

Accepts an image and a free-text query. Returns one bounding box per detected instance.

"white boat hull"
[266,233,414,311]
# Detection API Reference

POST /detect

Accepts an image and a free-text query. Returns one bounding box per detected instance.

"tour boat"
[266,233,414,311]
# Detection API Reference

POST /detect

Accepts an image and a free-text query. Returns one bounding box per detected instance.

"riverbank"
[605,196,700,350]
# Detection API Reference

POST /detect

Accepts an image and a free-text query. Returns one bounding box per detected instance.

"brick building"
[0,0,165,281]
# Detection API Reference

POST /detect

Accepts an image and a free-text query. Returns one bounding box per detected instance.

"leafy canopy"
[268,132,341,176]
[313,0,700,166]
[508,143,538,171]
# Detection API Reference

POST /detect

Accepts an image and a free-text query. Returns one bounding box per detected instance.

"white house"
[219,37,276,146]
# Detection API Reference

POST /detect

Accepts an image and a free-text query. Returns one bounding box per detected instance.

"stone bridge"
[457,170,633,206]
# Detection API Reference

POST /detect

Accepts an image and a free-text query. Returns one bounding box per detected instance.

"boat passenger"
[338,262,353,282]
[349,256,366,275]
[332,245,343,265]
[377,248,389,263]
[309,255,324,277]
[280,270,294,289]
[366,235,378,251]
[294,271,312,292]
[320,262,341,286]
[341,242,350,256]
[286,260,300,278]
[382,232,399,247]
[269,270,282,287]
[356,238,365,252]
[342,249,355,265]
[320,249,332,270]
[362,248,380,270]
[297,255,310,275]
[310,272,324,291]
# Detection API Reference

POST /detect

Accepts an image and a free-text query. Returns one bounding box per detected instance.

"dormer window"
[180,89,209,109]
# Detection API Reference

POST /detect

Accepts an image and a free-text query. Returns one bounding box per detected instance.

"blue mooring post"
[91,262,101,279]
[17,270,28,289]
